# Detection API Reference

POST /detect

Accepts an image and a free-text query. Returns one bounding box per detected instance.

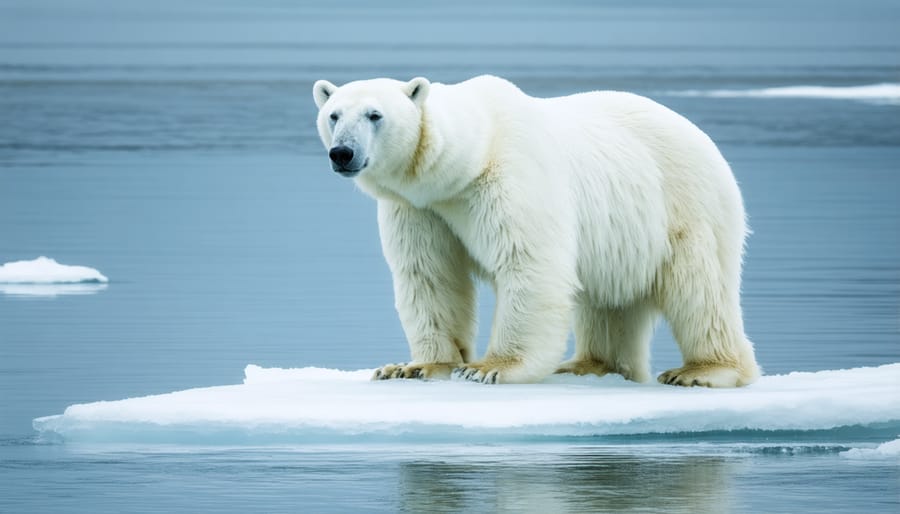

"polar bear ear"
[404,77,430,108]
[313,80,337,109]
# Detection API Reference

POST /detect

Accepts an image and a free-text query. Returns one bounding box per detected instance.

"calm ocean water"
[1,1,899,512]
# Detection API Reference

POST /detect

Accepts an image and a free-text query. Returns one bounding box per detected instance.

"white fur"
[313,75,761,387]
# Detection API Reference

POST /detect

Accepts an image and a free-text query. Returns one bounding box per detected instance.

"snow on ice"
[33,363,900,445]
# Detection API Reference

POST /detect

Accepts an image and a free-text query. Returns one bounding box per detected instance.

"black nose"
[329,145,354,167]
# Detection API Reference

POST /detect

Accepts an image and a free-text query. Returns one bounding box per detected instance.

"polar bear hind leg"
[656,225,760,387]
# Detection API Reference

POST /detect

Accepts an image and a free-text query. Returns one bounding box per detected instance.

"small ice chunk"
[0,256,108,284]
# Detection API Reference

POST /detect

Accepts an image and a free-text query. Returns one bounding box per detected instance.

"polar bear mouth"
[332,158,368,178]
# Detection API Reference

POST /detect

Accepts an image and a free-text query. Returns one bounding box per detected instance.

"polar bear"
[312,75,760,387]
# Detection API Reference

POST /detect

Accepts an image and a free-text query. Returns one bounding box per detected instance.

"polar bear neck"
[389,85,495,208]
[403,108,433,181]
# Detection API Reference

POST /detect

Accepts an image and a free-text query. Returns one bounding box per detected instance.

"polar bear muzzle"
[328,144,368,177]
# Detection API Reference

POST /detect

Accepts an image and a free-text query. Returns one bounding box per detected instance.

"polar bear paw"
[372,362,456,381]
[657,364,746,388]
[554,358,613,377]
[451,364,501,384]
[452,358,525,384]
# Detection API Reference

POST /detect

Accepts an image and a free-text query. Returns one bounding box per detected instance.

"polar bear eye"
[367,112,383,122]
[329,112,339,122]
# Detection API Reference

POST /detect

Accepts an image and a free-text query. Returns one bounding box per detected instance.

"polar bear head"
[313,77,430,179]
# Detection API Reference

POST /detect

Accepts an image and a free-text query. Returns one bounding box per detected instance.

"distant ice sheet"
[33,363,900,445]
[669,83,900,105]
[0,256,108,296]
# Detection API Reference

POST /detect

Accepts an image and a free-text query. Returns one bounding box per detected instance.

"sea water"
[1,1,899,512]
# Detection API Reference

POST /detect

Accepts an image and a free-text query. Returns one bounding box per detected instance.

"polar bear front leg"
[373,200,476,381]
[453,268,574,384]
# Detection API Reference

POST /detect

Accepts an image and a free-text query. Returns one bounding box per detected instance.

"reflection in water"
[0,283,108,297]
[398,450,733,514]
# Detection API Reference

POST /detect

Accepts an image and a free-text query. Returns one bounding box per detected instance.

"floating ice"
[33,363,900,445]
[842,438,900,460]
[0,256,108,284]
[670,83,900,105]
[0,257,108,296]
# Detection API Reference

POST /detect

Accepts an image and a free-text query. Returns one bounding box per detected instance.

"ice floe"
[0,256,108,296]
[33,363,900,445]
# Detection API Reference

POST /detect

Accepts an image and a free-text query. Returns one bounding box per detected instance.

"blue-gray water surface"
[1,1,898,512]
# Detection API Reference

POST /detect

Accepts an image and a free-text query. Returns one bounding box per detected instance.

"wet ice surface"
[2,0,899,512]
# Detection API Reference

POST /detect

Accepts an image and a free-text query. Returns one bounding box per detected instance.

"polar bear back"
[429,77,745,308]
